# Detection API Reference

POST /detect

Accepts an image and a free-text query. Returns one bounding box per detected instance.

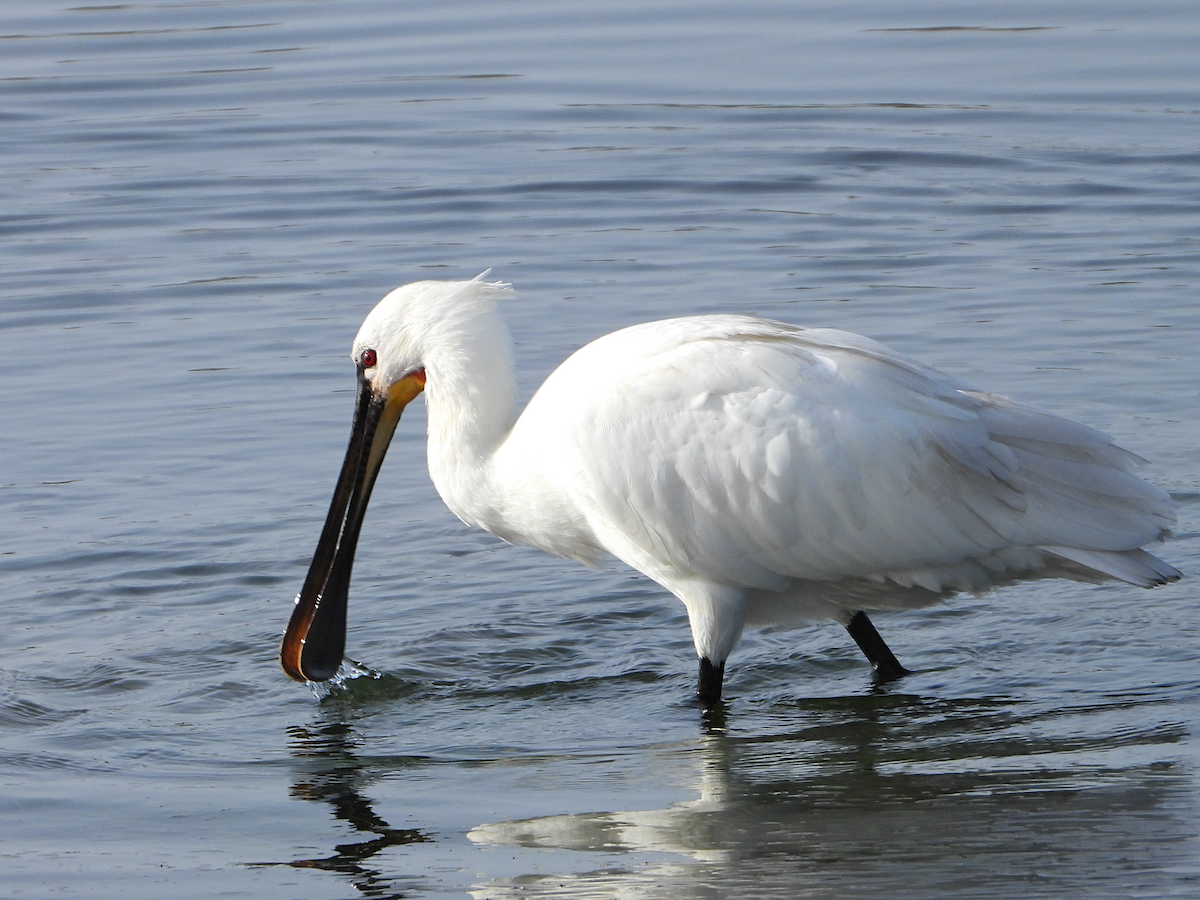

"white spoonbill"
[281,275,1179,704]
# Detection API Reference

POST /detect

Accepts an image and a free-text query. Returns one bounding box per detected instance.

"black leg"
[697,657,725,706]
[845,610,910,681]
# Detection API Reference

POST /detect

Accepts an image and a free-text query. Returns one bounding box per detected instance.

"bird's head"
[280,276,508,683]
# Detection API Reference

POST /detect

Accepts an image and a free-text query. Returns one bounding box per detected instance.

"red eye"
[360,348,377,369]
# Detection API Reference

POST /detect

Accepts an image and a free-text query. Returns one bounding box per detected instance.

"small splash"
[306,658,381,700]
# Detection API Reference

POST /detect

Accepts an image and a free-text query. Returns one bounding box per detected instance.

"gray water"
[3,1,1199,897]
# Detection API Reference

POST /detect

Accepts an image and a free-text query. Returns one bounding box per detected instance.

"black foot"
[697,657,725,706]
[845,610,910,681]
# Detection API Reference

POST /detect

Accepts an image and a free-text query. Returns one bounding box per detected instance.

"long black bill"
[281,368,424,682]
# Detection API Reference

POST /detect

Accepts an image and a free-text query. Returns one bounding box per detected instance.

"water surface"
[2,2,1198,897]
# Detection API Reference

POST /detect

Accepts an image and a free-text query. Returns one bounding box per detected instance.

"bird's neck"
[422,314,520,530]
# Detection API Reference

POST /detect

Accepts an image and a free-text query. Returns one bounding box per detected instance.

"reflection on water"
[250,721,431,900]
[467,690,1196,898]
[259,638,1199,899]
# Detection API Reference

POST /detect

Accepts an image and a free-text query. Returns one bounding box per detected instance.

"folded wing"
[536,316,1176,594]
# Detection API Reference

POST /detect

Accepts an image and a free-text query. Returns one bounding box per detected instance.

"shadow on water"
[248,717,431,900]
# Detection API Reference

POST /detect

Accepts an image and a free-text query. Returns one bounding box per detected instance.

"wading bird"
[281,275,1179,704]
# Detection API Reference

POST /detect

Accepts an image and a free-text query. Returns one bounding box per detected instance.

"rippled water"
[3,2,1199,897]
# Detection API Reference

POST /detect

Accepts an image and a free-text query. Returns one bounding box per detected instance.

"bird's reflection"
[468,690,907,862]
[252,676,1191,900]
[252,719,430,900]
[466,690,1192,898]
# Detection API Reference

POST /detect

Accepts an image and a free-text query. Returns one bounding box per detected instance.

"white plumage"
[282,275,1179,702]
